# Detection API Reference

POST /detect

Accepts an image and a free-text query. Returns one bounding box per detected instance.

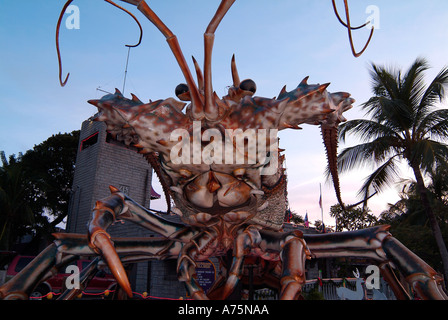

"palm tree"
[0,153,34,250]
[337,57,448,284]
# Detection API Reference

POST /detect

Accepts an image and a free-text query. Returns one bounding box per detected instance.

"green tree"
[426,165,448,214]
[378,171,448,270]
[337,58,448,283]
[330,204,378,232]
[0,130,80,250]
[0,153,34,250]
[20,131,80,230]
[289,210,304,224]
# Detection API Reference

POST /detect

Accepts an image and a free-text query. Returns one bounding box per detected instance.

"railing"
[302,278,396,300]
[246,278,396,300]
[0,270,6,286]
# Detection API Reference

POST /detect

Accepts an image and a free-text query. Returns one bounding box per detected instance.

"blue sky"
[1,1,448,226]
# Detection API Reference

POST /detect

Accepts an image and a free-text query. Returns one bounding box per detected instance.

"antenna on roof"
[122,46,132,95]
[96,87,113,95]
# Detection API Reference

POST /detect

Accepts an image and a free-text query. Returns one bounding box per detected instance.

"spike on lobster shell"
[109,185,120,194]
[133,143,144,149]
[299,76,310,86]
[114,88,123,97]
[278,85,287,99]
[231,54,240,87]
[318,83,331,93]
[282,122,302,130]
[157,139,168,146]
[137,147,153,155]
[131,93,142,103]
[87,99,100,106]
[192,56,204,91]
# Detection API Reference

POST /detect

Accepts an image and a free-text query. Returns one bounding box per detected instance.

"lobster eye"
[175,83,190,101]
[239,79,256,94]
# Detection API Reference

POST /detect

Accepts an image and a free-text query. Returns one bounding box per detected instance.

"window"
[80,132,99,151]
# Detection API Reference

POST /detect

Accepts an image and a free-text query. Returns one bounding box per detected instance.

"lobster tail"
[322,126,346,210]
[320,91,355,210]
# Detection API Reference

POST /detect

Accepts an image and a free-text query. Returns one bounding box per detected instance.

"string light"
[30,290,192,300]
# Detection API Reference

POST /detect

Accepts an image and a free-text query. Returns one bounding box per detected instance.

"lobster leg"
[88,189,133,297]
[382,235,448,300]
[304,225,448,300]
[55,235,186,300]
[87,186,193,298]
[218,228,311,300]
[0,232,186,300]
[177,230,220,300]
[0,244,77,300]
[279,230,310,300]
[218,226,262,300]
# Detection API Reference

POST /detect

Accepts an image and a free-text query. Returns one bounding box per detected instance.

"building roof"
[150,186,161,200]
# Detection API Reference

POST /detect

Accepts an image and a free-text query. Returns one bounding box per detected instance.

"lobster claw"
[90,231,133,298]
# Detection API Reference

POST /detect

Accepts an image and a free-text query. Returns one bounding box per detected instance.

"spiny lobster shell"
[88,69,354,230]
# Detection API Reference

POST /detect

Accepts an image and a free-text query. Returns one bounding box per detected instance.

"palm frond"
[358,156,401,202]
[369,63,401,100]
[401,57,429,110]
[417,65,448,119]
[362,93,414,132]
[408,139,448,174]
[337,136,400,174]
[338,119,401,144]
[416,109,448,141]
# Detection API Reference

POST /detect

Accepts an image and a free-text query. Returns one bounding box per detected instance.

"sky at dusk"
[1,0,448,227]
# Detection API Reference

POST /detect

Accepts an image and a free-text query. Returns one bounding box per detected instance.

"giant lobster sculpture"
[1,0,447,300]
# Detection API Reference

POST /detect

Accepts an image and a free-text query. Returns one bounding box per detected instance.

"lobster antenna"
[131,1,203,119]
[105,0,143,48]
[122,46,131,94]
[103,0,144,95]
[56,0,74,87]
[203,0,236,120]
[332,0,374,57]
[332,0,371,30]
[56,0,144,88]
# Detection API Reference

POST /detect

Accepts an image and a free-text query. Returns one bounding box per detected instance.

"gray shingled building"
[66,118,186,298]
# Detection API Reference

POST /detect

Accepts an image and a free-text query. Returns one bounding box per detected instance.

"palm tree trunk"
[0,220,9,251]
[410,162,448,288]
